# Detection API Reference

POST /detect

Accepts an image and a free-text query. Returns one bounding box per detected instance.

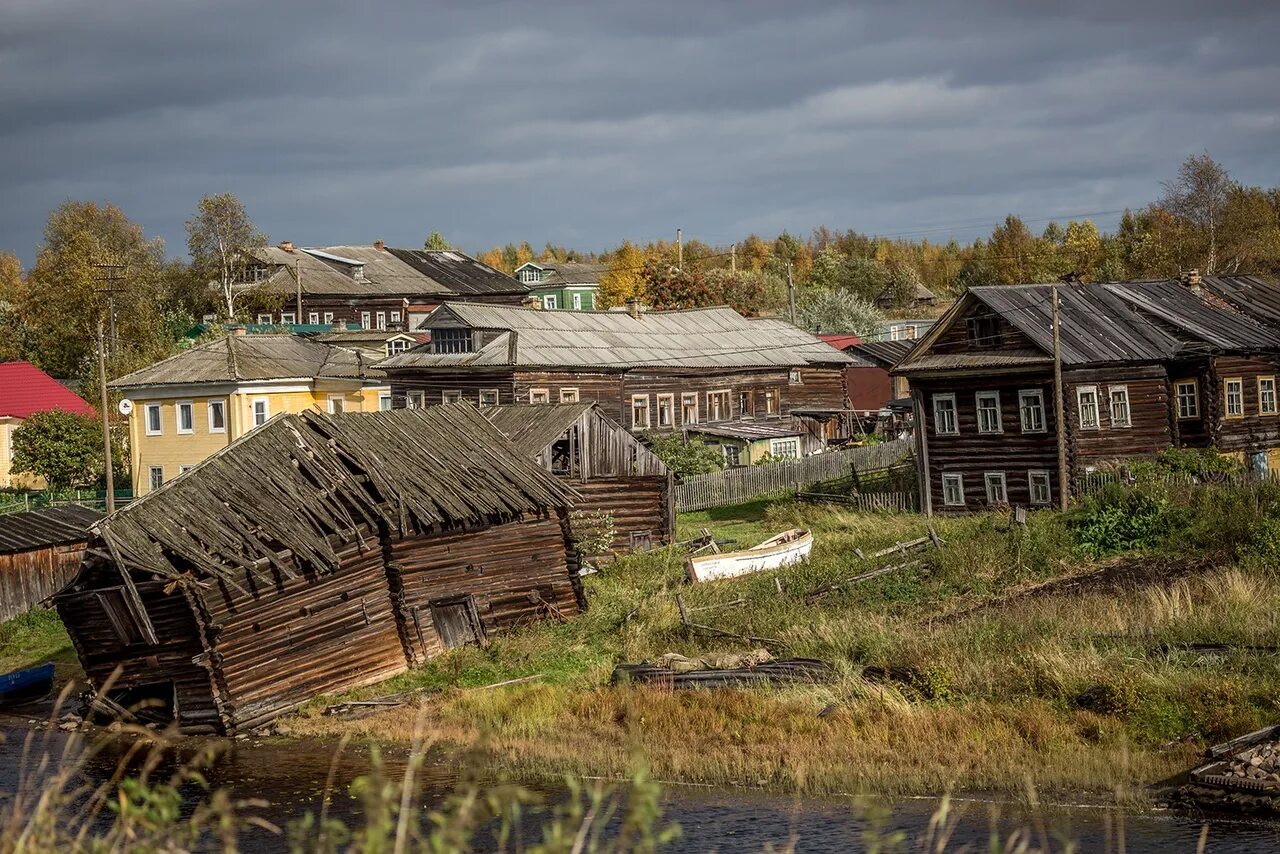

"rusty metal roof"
[0,505,101,553]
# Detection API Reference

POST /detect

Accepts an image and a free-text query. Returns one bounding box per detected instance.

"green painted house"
[514,261,607,311]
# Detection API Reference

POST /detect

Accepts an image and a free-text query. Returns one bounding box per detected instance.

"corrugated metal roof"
[387,248,530,296]
[1107,280,1280,351]
[0,505,101,553]
[307,245,445,295]
[899,350,1053,371]
[110,335,380,388]
[521,261,608,286]
[377,305,850,371]
[687,421,805,441]
[848,340,913,367]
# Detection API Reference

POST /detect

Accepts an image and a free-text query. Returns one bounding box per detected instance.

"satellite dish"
[118,398,134,417]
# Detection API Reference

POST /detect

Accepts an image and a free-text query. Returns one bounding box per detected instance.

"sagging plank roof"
[481,403,597,457]
[94,405,575,585]
[0,505,102,554]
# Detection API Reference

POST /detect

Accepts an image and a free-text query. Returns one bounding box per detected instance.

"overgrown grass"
[0,608,77,676]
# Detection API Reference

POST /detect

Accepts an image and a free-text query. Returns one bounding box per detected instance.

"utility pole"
[676,228,682,270]
[97,320,115,514]
[787,262,797,324]
[730,244,737,273]
[1052,283,1068,511]
[93,260,126,359]
[295,258,303,320]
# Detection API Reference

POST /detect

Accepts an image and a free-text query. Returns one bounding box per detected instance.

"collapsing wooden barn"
[0,505,102,624]
[482,403,674,552]
[56,405,583,734]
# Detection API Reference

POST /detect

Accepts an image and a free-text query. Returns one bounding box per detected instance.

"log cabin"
[375,303,856,442]
[482,403,674,552]
[894,275,1280,514]
[55,405,582,733]
[0,505,101,624]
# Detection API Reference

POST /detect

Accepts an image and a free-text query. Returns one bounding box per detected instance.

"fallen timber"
[612,657,835,689]
[1181,726,1280,812]
[803,527,943,604]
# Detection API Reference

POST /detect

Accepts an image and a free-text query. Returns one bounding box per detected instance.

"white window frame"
[1260,376,1278,416]
[983,472,1008,504]
[179,465,194,475]
[1076,386,1100,430]
[1018,389,1045,433]
[256,313,272,324]
[769,437,800,459]
[707,389,731,422]
[327,394,346,414]
[385,339,410,358]
[308,311,320,325]
[543,294,559,310]
[148,465,164,492]
[1108,385,1132,428]
[361,311,371,329]
[144,403,162,436]
[788,369,803,384]
[656,393,674,428]
[1225,377,1244,419]
[207,400,227,434]
[441,390,463,404]
[1175,379,1199,420]
[323,311,334,324]
[379,393,393,411]
[1028,470,1052,505]
[975,390,1003,435]
[375,311,387,330]
[932,393,958,435]
[941,473,965,507]
[529,388,550,404]
[681,392,699,425]
[763,389,779,415]
[631,394,651,429]
[479,389,500,406]
[252,397,270,428]
[559,387,580,403]
[572,293,582,310]
[280,311,296,324]
[390,310,401,324]
[176,400,194,435]
[407,390,425,409]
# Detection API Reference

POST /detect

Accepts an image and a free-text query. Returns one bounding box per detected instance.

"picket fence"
[0,489,133,516]
[674,438,913,512]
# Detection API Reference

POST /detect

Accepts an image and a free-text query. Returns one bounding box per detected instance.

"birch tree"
[186,193,266,318]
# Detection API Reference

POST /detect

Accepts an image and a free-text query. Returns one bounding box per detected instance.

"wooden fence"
[797,491,918,513]
[674,438,913,512]
[0,489,132,516]
[1072,468,1261,497]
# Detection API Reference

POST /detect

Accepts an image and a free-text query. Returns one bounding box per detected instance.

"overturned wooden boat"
[0,662,54,706]
[686,528,812,583]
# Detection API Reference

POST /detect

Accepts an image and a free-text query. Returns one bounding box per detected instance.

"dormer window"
[431,328,473,354]
[519,267,543,284]
[352,264,366,281]
[240,263,269,284]
[967,315,1002,348]
[386,338,410,358]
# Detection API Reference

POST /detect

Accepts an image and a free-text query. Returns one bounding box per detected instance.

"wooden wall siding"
[1062,366,1171,468]
[571,475,673,551]
[790,368,848,410]
[387,370,518,407]
[517,372,627,417]
[526,411,668,480]
[1167,359,1212,448]
[915,375,1059,512]
[56,577,221,732]
[0,541,86,624]
[388,516,579,663]
[1206,355,1280,452]
[930,307,1038,355]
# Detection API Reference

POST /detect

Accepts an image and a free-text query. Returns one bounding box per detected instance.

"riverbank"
[283,476,1280,799]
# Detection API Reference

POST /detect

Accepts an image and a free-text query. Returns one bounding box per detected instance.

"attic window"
[519,268,543,283]
[240,263,269,283]
[431,328,473,354]
[352,265,366,281]
[967,315,1002,348]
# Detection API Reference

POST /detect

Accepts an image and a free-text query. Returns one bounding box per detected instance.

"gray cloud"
[2,0,1278,263]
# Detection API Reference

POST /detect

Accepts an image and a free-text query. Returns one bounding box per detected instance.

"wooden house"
[894,278,1280,514]
[483,403,674,552]
[0,362,97,489]
[56,405,581,734]
[375,303,855,441]
[0,505,101,624]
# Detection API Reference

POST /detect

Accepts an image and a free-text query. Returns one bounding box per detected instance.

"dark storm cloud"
[2,0,1278,261]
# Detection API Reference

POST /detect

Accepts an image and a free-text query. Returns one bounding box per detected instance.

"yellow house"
[111,332,389,495]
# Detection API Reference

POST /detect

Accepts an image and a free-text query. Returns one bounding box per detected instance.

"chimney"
[278,240,294,252]
[1181,268,1203,288]
[522,294,543,310]
[373,239,385,251]
[626,298,643,320]
[227,323,247,337]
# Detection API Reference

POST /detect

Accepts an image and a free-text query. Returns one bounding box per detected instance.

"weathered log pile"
[57,405,583,734]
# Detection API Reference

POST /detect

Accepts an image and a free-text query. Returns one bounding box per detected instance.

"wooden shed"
[482,403,674,552]
[0,505,102,624]
[56,405,582,734]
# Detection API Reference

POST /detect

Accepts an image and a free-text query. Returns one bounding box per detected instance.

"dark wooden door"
[429,597,483,649]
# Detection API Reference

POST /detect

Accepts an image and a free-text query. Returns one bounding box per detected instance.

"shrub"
[1069,484,1171,557]
[643,433,724,479]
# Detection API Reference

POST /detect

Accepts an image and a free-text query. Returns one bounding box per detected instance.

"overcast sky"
[3,1,1278,264]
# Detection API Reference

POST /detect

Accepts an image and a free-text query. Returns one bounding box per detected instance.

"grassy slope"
[0,609,79,682]
[288,497,1280,797]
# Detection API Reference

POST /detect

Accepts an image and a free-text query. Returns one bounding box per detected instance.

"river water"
[2,728,1278,852]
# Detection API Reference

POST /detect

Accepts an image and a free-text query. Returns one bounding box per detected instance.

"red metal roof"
[0,362,96,419]
[819,333,861,351]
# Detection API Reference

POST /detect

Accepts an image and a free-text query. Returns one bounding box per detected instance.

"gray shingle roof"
[377,305,853,371]
[0,505,102,554]
[110,335,380,388]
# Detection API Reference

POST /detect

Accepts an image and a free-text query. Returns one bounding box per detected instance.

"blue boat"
[0,663,55,705]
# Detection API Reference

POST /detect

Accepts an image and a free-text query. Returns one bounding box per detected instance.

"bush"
[643,433,724,479]
[1069,484,1172,558]
[11,409,109,489]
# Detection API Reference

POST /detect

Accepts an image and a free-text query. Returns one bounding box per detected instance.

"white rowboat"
[686,529,813,583]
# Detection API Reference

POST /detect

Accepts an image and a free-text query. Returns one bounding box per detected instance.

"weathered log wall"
[571,475,672,551]
[0,541,85,624]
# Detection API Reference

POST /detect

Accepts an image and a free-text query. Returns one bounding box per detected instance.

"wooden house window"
[309,311,320,324]
[543,294,559,310]
[252,397,270,427]
[1018,390,1045,433]
[681,393,699,425]
[1108,386,1131,428]
[975,391,1002,434]
[529,388,550,404]
[722,444,742,467]
[707,390,731,422]
[323,312,334,324]
[1028,470,1052,505]
[1076,386,1100,430]
[788,369,803,384]
[361,311,371,328]
[148,466,164,491]
[1260,377,1278,415]
[207,400,226,434]
[967,316,1001,348]
[441,390,462,404]
[572,293,582,310]
[560,388,580,403]
[763,389,779,415]
[1225,378,1244,419]
[176,401,194,434]
[656,394,674,428]
[385,338,411,357]
[256,313,272,324]
[932,394,958,435]
[769,438,800,459]
[737,391,752,415]
[983,472,1008,504]
[941,473,965,506]
[145,403,162,436]
[379,393,393,411]
[431,328,473,354]
[479,389,499,406]
[280,311,296,324]
[631,395,651,429]
[407,391,425,409]
[375,311,387,330]
[328,395,346,413]
[1175,379,1199,419]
